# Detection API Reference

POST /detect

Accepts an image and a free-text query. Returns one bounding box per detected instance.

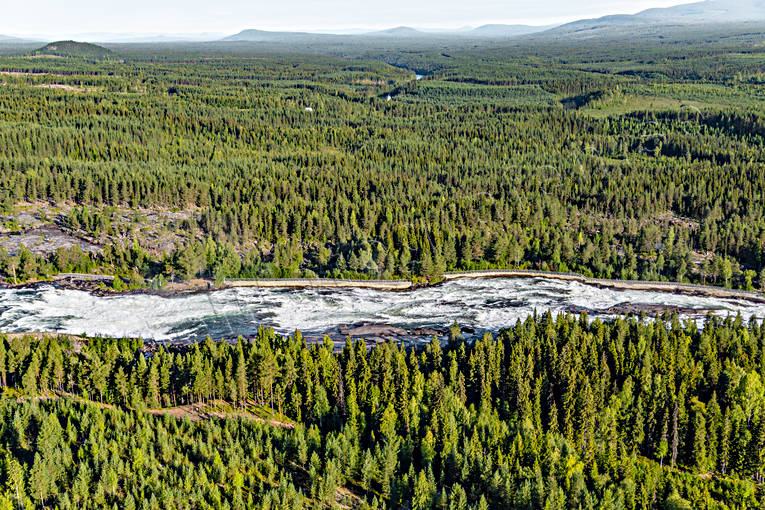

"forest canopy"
[0,31,764,290]
[0,313,763,508]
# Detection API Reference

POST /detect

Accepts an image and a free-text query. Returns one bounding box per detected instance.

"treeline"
[1,313,765,507]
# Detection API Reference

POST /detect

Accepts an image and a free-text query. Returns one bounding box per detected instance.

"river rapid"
[1,277,764,344]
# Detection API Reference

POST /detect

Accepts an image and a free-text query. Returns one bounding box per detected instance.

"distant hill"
[364,26,424,37]
[34,40,111,57]
[223,3,765,45]
[545,0,765,38]
[224,26,429,41]
[71,32,225,43]
[223,25,550,42]
[0,35,36,43]
[636,0,765,23]
[470,24,554,38]
[222,29,318,42]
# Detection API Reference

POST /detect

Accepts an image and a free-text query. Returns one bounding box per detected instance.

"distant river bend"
[1,277,764,343]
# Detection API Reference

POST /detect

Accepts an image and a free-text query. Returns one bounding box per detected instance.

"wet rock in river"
[410,328,445,337]
[339,324,409,337]
[567,302,712,317]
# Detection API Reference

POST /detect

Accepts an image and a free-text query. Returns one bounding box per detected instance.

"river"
[1,277,763,343]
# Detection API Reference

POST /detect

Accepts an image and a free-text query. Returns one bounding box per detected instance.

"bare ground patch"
[0,70,44,77]
[26,54,65,59]
[3,202,200,257]
[0,224,100,256]
[34,83,89,92]
[146,399,295,429]
[653,211,700,230]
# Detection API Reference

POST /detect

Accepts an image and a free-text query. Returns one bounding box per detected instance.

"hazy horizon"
[2,0,698,40]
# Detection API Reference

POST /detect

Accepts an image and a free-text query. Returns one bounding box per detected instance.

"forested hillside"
[0,29,763,290]
[33,41,112,58]
[0,313,764,508]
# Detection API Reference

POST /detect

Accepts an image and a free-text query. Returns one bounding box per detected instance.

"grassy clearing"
[395,80,560,106]
[580,82,765,116]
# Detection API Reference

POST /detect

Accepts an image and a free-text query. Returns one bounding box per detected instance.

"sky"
[2,0,697,38]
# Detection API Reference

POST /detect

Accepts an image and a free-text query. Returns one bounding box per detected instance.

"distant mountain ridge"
[13,1,764,46]
[223,23,552,41]
[0,35,36,43]
[365,26,424,37]
[224,1,765,42]
[637,0,765,23]
[66,32,226,43]
[472,24,556,37]
[546,0,765,37]
[222,29,317,42]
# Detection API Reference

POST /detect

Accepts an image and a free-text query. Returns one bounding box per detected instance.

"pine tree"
[361,449,375,493]
[671,402,679,471]
[235,343,248,407]
[657,417,669,468]
[720,408,731,475]
[0,341,6,387]
[412,469,435,510]
[7,454,25,510]
[692,404,707,472]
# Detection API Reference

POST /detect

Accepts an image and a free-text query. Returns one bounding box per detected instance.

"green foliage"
[33,40,112,58]
[2,30,765,506]
[0,313,763,507]
[0,37,763,289]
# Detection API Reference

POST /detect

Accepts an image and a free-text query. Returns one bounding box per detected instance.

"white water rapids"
[1,277,764,343]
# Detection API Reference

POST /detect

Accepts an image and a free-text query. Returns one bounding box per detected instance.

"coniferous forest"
[0,27,763,289]
[1,314,765,509]
[0,18,765,510]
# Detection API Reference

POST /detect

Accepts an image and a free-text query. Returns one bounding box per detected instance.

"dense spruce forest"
[0,27,764,290]
[0,314,764,508]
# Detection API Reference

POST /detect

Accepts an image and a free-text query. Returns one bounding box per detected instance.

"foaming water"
[0,277,763,342]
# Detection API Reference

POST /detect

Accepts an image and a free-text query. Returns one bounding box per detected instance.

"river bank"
[441,271,765,304]
[221,271,765,304]
[2,270,764,304]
